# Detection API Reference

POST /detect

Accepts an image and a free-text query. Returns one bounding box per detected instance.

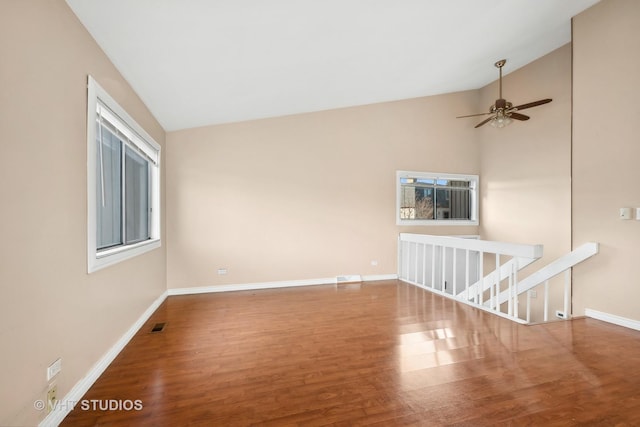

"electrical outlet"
[217,268,227,275]
[47,385,57,413]
[555,310,567,319]
[47,358,62,381]
[530,290,537,298]
[620,207,632,220]
[370,260,378,266]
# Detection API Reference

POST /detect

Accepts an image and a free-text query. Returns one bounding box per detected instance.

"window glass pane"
[125,146,150,244]
[96,124,122,249]
[449,184,471,220]
[415,187,435,219]
[400,185,434,219]
[399,185,415,219]
[417,178,435,185]
[449,180,470,189]
[435,188,450,219]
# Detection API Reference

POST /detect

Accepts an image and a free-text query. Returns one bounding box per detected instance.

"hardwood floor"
[62,280,640,426]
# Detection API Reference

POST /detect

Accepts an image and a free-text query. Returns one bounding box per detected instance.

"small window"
[87,76,161,273]
[396,171,478,226]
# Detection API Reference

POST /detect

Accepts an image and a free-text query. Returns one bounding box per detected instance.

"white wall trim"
[39,290,168,427]
[361,274,398,282]
[168,274,399,296]
[585,308,640,332]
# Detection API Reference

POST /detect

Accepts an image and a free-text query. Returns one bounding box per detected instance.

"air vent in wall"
[336,275,362,284]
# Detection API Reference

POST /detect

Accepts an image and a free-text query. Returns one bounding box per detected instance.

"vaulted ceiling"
[66,0,599,131]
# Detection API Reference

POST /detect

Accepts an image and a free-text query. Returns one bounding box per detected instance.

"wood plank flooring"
[61,280,640,426]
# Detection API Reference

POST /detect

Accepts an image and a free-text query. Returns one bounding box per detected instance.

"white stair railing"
[497,242,599,322]
[458,256,538,303]
[398,233,598,324]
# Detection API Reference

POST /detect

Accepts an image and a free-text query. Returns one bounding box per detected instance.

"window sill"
[89,238,161,273]
[397,219,479,226]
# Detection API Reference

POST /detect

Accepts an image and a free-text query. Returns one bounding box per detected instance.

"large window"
[87,76,161,273]
[396,171,478,226]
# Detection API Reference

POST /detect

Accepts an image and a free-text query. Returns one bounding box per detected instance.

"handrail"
[399,233,543,258]
[497,242,599,304]
[496,242,599,322]
[398,233,599,324]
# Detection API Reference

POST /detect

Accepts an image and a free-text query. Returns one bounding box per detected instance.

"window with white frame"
[87,76,161,273]
[396,171,478,226]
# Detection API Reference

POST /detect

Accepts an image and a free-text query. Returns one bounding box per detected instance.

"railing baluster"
[526,290,531,323]
[442,246,447,293]
[513,263,519,319]
[398,240,402,279]
[465,249,470,302]
[453,248,458,297]
[508,261,513,316]
[404,241,410,280]
[564,269,571,319]
[544,279,549,322]
[431,245,436,289]
[422,243,427,287]
[493,254,500,311]
[477,251,484,305]
[413,243,420,283]
[400,240,404,280]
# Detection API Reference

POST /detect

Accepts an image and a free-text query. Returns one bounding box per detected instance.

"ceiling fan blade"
[457,112,493,119]
[475,116,495,128]
[510,112,530,121]
[512,98,552,111]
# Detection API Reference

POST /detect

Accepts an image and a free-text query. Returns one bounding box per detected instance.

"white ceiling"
[65,0,599,131]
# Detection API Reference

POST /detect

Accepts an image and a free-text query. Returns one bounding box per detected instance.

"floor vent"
[336,275,362,284]
[151,322,166,333]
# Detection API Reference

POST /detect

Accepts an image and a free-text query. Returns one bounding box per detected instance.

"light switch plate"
[47,358,62,381]
[620,207,631,220]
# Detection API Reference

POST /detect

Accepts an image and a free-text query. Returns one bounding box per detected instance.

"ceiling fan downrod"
[495,59,506,101]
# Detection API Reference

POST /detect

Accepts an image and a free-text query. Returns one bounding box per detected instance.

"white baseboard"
[168,274,398,296]
[361,274,398,282]
[585,308,640,332]
[39,290,168,427]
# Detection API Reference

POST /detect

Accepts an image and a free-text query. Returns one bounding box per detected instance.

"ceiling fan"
[457,59,552,128]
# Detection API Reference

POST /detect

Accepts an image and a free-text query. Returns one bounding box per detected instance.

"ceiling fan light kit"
[457,59,552,129]
[491,114,512,128]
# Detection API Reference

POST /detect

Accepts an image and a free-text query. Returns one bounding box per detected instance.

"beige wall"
[0,1,166,425]
[572,0,640,320]
[166,93,480,289]
[478,45,573,319]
